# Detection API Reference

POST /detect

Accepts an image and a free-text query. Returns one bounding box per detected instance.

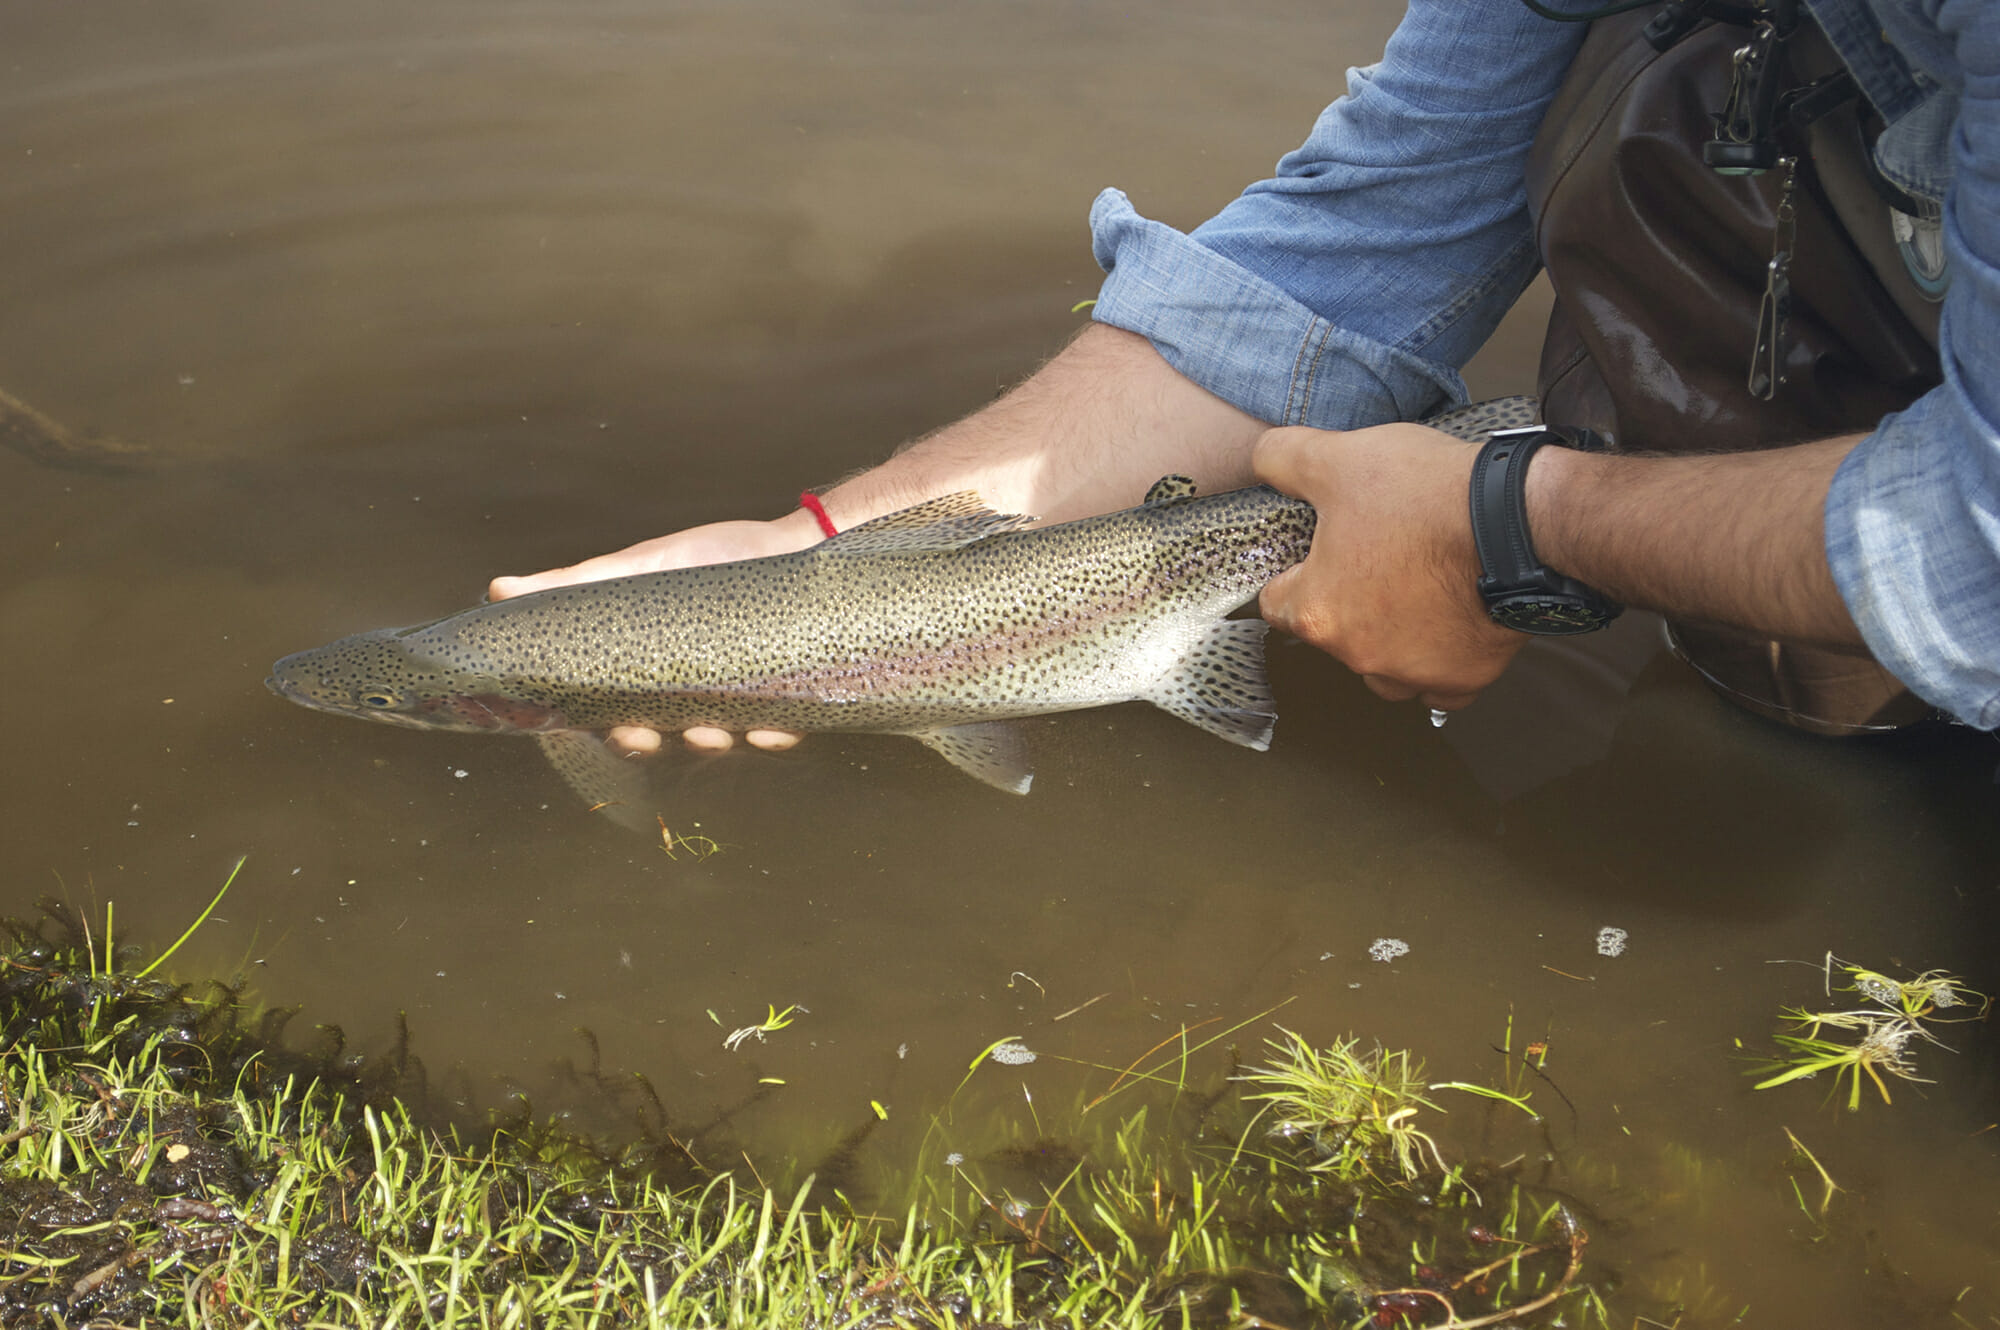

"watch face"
[1489,595,1615,635]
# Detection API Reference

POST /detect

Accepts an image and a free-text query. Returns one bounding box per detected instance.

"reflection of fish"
[268,397,1535,820]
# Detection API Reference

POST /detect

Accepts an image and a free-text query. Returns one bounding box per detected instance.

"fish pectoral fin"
[1147,618,1278,751]
[1142,474,1199,506]
[818,492,1039,554]
[916,721,1035,795]
[533,731,654,830]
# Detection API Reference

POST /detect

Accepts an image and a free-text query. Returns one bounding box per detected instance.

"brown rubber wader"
[1526,10,1942,734]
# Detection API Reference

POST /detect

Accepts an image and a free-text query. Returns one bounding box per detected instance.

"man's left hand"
[1253,421,1527,711]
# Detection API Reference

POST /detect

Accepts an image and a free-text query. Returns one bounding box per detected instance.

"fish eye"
[359,690,400,708]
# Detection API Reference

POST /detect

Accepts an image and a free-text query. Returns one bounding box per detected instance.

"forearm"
[1526,436,1867,647]
[813,323,1265,529]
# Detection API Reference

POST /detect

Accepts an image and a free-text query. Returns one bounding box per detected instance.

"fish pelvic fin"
[818,492,1039,554]
[533,731,654,830]
[916,721,1035,794]
[1147,618,1278,751]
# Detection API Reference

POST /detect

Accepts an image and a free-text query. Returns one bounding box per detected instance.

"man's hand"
[487,509,825,754]
[1253,421,1527,711]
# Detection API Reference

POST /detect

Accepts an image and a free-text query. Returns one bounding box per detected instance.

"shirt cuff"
[1825,392,2000,730]
[1087,188,1467,430]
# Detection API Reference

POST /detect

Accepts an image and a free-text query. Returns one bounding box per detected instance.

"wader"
[1526,9,1942,734]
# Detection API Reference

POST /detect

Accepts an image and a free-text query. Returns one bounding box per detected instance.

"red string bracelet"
[798,491,839,538]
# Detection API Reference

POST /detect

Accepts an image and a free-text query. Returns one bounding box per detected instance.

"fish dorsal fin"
[916,720,1035,794]
[1144,618,1278,750]
[1143,474,1199,506]
[1421,395,1541,442]
[818,492,1039,554]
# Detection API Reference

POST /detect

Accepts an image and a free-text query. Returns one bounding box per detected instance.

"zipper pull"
[1705,2,1801,175]
[1748,155,1798,400]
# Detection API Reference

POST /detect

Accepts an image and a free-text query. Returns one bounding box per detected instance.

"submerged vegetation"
[0,894,1616,1328]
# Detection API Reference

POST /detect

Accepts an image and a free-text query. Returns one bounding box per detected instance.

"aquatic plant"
[1236,1029,1451,1185]
[1752,954,1989,1110]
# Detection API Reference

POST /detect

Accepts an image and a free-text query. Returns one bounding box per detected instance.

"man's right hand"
[487,508,826,754]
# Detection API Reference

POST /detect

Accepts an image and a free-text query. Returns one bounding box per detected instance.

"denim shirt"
[1088,0,2000,731]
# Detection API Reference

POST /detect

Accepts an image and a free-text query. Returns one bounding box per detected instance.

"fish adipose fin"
[916,721,1035,794]
[818,492,1039,555]
[534,731,654,830]
[1146,618,1278,751]
[1142,475,1199,506]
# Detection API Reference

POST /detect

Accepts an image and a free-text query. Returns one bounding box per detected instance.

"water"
[3,2,1997,1322]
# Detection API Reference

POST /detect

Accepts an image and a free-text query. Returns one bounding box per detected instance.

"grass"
[1238,1030,1449,1185]
[1236,1029,1539,1189]
[0,892,1610,1328]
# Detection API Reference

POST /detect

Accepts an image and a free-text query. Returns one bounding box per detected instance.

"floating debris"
[1596,927,1629,958]
[989,1041,1037,1066]
[724,1004,801,1051]
[1367,938,1409,963]
[1753,956,1990,1110]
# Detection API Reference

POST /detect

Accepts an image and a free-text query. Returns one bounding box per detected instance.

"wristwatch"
[1468,425,1623,635]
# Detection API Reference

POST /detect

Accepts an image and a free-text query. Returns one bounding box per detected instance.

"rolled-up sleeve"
[1089,1,1587,430]
[1825,1,2000,731]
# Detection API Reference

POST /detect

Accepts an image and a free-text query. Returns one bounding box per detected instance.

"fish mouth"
[266,672,347,716]
[267,673,341,712]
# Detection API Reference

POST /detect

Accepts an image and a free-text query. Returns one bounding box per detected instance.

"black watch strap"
[1469,425,1624,635]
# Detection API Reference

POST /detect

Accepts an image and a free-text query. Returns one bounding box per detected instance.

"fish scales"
[269,395,1537,815]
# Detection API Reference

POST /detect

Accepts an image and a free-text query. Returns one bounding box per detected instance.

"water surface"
[3,3,1997,1323]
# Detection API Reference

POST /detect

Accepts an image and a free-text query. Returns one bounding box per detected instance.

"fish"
[268,396,1537,819]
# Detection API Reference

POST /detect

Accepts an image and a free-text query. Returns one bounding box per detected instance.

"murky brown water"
[4,1,1998,1322]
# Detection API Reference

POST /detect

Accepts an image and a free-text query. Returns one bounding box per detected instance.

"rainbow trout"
[269,398,1534,819]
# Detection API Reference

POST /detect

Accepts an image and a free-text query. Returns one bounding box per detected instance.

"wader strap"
[1525,8,1941,734]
